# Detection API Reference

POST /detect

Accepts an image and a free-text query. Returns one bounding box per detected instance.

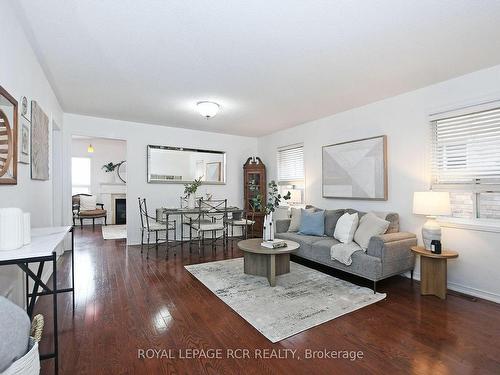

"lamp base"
[422,217,441,250]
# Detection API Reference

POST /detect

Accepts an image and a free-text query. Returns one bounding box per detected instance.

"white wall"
[258,64,500,303]
[0,1,64,303]
[63,114,258,245]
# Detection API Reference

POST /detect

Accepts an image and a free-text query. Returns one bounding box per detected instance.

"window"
[277,144,305,205]
[431,105,500,220]
[72,157,91,195]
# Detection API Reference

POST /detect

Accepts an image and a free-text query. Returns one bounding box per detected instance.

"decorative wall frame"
[31,100,49,180]
[19,116,30,164]
[322,135,387,200]
[0,85,18,185]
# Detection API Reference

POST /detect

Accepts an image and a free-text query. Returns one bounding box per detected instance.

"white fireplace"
[100,183,126,224]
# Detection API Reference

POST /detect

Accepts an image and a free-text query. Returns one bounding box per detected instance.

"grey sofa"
[275,208,417,292]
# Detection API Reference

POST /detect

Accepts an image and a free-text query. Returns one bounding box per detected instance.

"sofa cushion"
[324,209,345,237]
[299,209,325,236]
[333,212,359,243]
[275,232,323,252]
[354,212,390,250]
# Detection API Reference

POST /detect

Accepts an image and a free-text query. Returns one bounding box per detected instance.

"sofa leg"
[373,281,377,294]
[80,218,83,229]
[411,269,414,282]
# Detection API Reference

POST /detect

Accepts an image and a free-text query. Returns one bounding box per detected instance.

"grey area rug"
[185,258,386,343]
[102,225,127,240]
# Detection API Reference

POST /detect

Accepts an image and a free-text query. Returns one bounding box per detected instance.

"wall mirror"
[147,145,226,184]
[0,86,18,185]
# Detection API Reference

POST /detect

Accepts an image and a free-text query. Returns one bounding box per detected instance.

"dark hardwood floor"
[34,226,500,374]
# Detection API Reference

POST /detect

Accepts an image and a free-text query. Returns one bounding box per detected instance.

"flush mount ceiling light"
[196,101,220,119]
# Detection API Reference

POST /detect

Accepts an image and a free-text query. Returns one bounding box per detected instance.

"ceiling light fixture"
[87,144,94,153]
[197,101,220,119]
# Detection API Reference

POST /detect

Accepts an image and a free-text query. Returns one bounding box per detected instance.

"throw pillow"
[354,212,390,250]
[324,209,345,237]
[288,207,314,232]
[80,195,97,211]
[298,209,325,236]
[333,212,359,243]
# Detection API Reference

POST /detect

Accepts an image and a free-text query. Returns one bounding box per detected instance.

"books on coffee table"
[261,239,287,249]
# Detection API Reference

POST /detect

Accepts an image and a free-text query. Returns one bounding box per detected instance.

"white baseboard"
[404,272,500,304]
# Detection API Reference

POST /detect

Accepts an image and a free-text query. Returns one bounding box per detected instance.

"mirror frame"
[147,145,227,185]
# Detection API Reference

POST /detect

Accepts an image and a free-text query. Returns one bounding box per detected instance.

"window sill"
[437,217,500,233]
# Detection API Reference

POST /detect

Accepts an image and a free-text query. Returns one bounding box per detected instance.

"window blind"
[431,107,500,188]
[277,145,304,184]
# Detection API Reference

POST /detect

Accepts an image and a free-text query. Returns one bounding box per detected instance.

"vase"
[0,208,24,251]
[262,212,274,241]
[187,194,196,209]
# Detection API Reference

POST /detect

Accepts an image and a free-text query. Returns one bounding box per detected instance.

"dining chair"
[183,198,228,255]
[138,197,176,259]
[225,210,255,249]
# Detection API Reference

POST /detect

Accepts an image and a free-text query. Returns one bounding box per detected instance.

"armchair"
[72,194,107,228]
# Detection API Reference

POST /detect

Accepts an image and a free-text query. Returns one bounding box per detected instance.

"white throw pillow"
[80,195,97,211]
[333,212,359,243]
[354,212,390,250]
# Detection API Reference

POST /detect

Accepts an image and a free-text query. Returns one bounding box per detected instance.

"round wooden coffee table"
[237,238,300,287]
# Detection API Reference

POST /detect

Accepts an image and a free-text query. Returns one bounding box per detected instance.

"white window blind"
[277,145,304,184]
[431,107,500,188]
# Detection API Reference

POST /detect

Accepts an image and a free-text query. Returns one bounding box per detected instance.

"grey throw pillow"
[353,212,390,250]
[324,209,345,237]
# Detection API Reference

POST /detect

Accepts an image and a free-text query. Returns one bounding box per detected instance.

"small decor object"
[102,162,119,183]
[413,191,451,250]
[18,116,30,164]
[0,208,24,251]
[430,240,442,254]
[250,180,290,241]
[322,135,387,200]
[260,239,287,249]
[184,177,203,209]
[0,86,18,184]
[30,101,49,180]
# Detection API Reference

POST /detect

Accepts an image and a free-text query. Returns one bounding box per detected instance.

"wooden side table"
[411,246,458,299]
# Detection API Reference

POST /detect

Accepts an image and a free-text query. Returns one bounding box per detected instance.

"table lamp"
[413,191,451,250]
[288,189,302,205]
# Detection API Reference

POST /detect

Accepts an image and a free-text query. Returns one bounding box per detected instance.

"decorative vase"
[0,208,24,251]
[104,172,114,183]
[187,194,196,209]
[263,212,274,241]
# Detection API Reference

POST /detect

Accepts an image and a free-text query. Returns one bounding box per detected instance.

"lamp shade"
[197,101,220,118]
[413,191,451,216]
[288,189,302,204]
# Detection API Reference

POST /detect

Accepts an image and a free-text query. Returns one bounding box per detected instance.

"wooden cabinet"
[243,157,266,237]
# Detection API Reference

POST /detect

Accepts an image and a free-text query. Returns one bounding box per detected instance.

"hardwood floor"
[34,226,500,374]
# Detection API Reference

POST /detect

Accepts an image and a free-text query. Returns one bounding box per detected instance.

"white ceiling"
[12,0,500,136]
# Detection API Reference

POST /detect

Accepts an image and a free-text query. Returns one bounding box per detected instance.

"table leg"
[267,254,276,287]
[52,251,59,375]
[421,256,448,299]
[71,227,75,314]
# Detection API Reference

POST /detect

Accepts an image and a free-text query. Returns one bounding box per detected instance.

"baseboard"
[404,272,500,304]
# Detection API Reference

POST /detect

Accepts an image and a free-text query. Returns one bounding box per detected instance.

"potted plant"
[102,162,118,183]
[250,181,290,241]
[184,177,203,209]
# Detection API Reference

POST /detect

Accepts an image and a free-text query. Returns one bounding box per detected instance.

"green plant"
[102,162,118,173]
[184,177,203,197]
[250,180,291,215]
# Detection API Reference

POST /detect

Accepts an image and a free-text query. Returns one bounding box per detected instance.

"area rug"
[102,225,127,240]
[185,258,386,342]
